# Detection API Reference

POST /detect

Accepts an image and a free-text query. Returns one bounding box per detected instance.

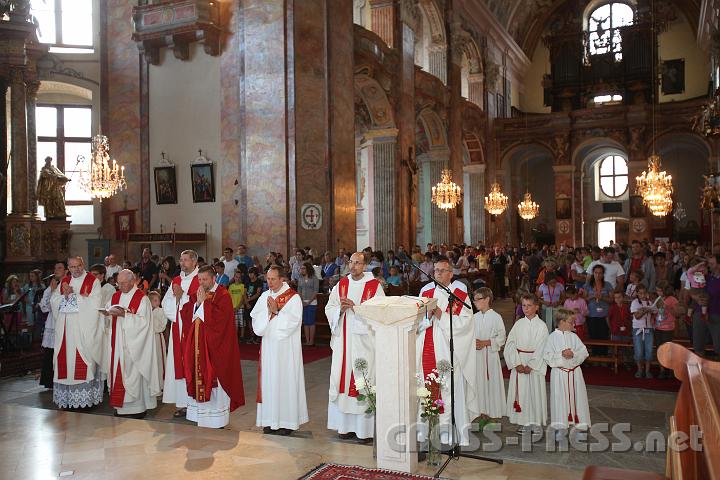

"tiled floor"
[0,299,675,479]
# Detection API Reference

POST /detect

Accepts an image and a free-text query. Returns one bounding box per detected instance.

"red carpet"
[239,343,332,364]
[299,463,436,480]
[501,365,680,392]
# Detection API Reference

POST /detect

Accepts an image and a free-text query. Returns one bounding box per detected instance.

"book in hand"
[98,305,127,316]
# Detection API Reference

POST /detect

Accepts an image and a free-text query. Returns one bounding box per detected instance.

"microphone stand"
[400,259,503,477]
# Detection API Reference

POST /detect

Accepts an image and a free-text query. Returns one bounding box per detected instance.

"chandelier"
[517,191,539,220]
[694,87,720,138]
[431,169,462,210]
[484,182,508,215]
[673,201,686,222]
[80,134,126,200]
[636,154,673,217]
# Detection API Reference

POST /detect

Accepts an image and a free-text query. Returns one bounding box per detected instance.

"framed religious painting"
[154,166,177,204]
[629,195,646,218]
[191,163,215,202]
[661,59,685,95]
[113,210,136,240]
[555,196,571,220]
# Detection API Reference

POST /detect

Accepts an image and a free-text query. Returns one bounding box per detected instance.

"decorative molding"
[36,53,99,86]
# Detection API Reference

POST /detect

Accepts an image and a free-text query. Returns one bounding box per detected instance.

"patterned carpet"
[299,463,438,480]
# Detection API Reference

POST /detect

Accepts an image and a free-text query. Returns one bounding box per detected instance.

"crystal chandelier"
[673,201,686,222]
[635,153,673,217]
[80,134,127,200]
[431,168,462,210]
[517,191,539,220]
[484,182,508,215]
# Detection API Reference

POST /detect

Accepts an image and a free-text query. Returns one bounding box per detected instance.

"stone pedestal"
[42,219,72,262]
[354,295,437,474]
[6,217,73,263]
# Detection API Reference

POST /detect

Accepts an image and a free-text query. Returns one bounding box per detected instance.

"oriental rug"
[298,463,438,480]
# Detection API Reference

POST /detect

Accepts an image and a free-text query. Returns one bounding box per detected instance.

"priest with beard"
[251,265,308,436]
[180,265,245,428]
[324,252,384,442]
[103,269,161,418]
[50,256,105,409]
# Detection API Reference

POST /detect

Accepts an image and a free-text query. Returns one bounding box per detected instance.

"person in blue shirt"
[214,261,231,287]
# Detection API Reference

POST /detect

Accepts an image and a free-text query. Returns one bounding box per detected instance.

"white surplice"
[505,315,549,427]
[50,272,104,408]
[161,267,198,407]
[473,308,507,418]
[543,329,591,429]
[151,307,167,391]
[416,281,476,446]
[325,272,385,439]
[99,282,117,379]
[251,282,309,430]
[106,287,161,414]
[186,284,231,428]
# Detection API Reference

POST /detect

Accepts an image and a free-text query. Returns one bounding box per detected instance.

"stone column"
[9,68,29,216]
[428,45,447,84]
[463,163,485,244]
[553,164,575,247]
[369,0,395,47]
[421,151,450,245]
[467,72,483,109]
[368,130,398,252]
[26,80,39,217]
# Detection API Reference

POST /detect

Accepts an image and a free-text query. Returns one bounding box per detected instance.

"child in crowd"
[543,308,591,436]
[537,273,564,332]
[608,291,632,367]
[563,285,589,341]
[148,291,167,389]
[625,270,644,300]
[653,283,681,379]
[227,271,247,343]
[472,287,507,420]
[685,260,708,322]
[386,266,402,287]
[214,262,230,287]
[513,289,528,322]
[630,285,657,379]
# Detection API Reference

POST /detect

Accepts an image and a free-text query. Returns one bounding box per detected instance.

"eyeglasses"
[433,268,451,273]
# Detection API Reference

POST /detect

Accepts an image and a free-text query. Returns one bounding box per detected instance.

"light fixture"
[80,134,127,200]
[636,1,672,217]
[484,182,508,215]
[636,154,673,217]
[673,201,686,222]
[518,191,539,220]
[695,87,720,138]
[431,168,462,210]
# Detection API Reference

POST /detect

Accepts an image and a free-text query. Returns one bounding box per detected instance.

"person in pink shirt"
[654,283,682,379]
[563,285,589,341]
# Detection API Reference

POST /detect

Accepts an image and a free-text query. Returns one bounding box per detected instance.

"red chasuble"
[56,273,97,380]
[336,277,380,398]
[171,275,199,380]
[108,289,145,408]
[181,286,245,411]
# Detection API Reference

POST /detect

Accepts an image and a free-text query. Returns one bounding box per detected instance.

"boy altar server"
[543,308,591,432]
[505,293,549,433]
[472,287,506,420]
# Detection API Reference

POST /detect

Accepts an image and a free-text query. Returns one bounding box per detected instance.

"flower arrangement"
[354,358,376,415]
[417,359,451,421]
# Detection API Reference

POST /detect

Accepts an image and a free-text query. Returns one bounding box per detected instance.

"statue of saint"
[36,156,70,219]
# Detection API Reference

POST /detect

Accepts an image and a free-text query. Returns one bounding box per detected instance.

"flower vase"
[426,416,441,467]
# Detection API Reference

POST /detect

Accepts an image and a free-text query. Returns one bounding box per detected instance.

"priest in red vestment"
[180,265,245,428]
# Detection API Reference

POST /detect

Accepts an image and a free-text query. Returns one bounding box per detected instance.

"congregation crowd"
[1,238,717,446]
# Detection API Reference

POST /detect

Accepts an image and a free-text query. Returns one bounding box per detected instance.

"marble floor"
[0,299,676,479]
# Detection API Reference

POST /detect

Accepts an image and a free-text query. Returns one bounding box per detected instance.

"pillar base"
[4,217,71,263]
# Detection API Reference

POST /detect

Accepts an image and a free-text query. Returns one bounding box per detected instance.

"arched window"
[598,155,628,197]
[587,2,634,61]
[31,0,94,52]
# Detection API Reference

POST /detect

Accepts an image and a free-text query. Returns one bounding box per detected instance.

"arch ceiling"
[481,0,701,56]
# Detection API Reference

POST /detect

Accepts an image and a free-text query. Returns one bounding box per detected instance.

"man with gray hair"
[162,249,200,418]
[102,270,161,417]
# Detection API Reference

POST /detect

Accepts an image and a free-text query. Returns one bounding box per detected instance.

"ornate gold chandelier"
[517,191,539,220]
[484,182,508,215]
[694,87,720,138]
[431,169,462,210]
[80,134,126,200]
[635,153,673,217]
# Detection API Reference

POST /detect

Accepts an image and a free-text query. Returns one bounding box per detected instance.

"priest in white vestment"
[103,270,161,417]
[325,252,385,441]
[91,264,117,382]
[543,308,591,431]
[252,266,308,435]
[471,287,507,420]
[148,291,167,391]
[416,257,477,446]
[505,294,549,432]
[50,256,105,409]
[162,250,199,417]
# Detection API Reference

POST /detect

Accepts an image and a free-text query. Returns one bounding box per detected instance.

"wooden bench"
[584,339,633,374]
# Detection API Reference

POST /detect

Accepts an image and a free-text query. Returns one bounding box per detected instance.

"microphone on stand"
[42,273,56,282]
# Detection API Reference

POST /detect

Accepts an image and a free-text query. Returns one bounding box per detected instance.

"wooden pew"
[583,339,633,374]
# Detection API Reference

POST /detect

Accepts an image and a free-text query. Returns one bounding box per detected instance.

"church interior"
[1,0,720,479]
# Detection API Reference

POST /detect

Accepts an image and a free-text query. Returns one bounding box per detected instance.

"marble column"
[463,163,485,244]
[9,68,29,216]
[419,152,450,245]
[467,73,483,109]
[368,130,398,252]
[428,45,447,84]
[369,0,394,47]
[553,164,575,246]
[26,80,39,217]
